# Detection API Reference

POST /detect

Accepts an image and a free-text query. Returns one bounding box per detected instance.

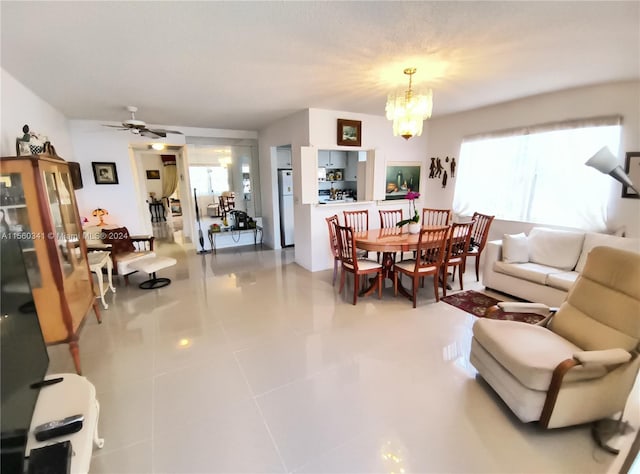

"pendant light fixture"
[385,68,433,140]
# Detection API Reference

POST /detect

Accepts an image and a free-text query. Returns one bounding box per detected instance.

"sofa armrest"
[573,348,632,367]
[130,235,154,251]
[497,302,553,315]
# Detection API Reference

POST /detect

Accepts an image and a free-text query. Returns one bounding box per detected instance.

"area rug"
[441,290,546,324]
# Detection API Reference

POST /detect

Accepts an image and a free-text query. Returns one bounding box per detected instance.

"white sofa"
[482,227,640,307]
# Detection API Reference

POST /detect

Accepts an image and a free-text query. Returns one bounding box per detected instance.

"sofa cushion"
[102,227,136,254]
[528,227,585,270]
[473,319,606,391]
[575,232,640,273]
[546,271,579,292]
[493,261,562,285]
[502,233,529,263]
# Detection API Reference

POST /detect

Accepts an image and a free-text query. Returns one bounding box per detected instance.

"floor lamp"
[586,146,639,194]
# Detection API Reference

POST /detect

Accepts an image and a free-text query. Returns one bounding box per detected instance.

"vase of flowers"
[396,191,421,233]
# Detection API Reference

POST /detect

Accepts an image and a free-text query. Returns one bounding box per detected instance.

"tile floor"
[46,225,638,473]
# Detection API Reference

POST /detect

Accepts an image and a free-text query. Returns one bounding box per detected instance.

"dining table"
[354,226,450,299]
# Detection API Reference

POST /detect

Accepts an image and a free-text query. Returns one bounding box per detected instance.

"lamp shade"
[586,146,639,194]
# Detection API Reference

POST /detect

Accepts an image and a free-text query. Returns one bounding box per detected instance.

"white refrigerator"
[278,170,294,247]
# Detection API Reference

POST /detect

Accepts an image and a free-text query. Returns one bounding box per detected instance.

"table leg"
[95,267,108,309]
[106,257,115,294]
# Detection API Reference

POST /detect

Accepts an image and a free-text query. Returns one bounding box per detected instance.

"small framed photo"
[622,152,640,199]
[92,162,119,185]
[337,119,362,147]
[146,169,160,180]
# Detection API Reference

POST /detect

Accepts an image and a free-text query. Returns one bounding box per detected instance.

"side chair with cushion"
[379,209,403,262]
[335,224,382,305]
[86,226,155,285]
[422,208,451,227]
[465,212,495,281]
[470,246,640,429]
[325,215,341,286]
[344,209,369,232]
[393,226,450,307]
[442,220,475,296]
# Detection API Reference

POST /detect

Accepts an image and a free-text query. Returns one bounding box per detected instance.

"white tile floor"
[46,228,637,473]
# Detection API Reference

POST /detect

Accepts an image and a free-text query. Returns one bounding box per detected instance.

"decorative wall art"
[92,162,119,185]
[428,156,456,189]
[337,119,362,147]
[622,152,640,199]
[384,162,421,200]
[146,169,160,180]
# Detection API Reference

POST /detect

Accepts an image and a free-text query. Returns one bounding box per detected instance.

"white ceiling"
[2,1,638,132]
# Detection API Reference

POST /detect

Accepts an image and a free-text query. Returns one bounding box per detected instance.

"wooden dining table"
[354,226,449,299]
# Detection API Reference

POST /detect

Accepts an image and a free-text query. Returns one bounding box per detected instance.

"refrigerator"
[278,170,294,247]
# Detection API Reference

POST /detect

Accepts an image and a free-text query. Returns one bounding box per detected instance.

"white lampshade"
[586,146,639,194]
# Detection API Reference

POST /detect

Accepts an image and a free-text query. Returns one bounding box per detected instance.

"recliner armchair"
[470,246,640,428]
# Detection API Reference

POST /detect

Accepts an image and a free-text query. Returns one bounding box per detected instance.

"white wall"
[1,68,74,159]
[426,80,640,239]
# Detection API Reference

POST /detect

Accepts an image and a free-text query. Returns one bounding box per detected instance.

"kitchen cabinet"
[0,154,100,375]
[345,152,358,181]
[318,150,346,168]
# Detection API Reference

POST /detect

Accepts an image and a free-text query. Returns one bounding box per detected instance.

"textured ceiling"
[2,1,638,131]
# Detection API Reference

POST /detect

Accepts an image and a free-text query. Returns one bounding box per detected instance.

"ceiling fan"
[103,106,182,138]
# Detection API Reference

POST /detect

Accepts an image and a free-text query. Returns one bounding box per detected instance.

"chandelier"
[385,68,433,140]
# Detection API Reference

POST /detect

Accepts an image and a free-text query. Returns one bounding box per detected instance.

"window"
[188,166,229,197]
[452,118,622,231]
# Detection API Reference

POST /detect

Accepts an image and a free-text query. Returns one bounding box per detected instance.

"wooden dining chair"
[422,208,451,227]
[442,220,475,296]
[335,224,382,305]
[325,215,341,286]
[393,226,450,307]
[379,209,403,228]
[343,210,369,232]
[465,212,495,281]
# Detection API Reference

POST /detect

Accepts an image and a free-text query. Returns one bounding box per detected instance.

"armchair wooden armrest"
[86,242,112,251]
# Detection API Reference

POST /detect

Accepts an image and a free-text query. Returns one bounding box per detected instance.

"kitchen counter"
[316,200,372,206]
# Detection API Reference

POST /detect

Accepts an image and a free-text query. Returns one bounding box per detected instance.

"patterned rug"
[441,290,546,324]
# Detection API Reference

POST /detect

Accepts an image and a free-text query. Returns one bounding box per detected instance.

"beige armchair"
[470,246,640,429]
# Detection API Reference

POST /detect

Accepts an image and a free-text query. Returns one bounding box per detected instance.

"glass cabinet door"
[0,172,42,288]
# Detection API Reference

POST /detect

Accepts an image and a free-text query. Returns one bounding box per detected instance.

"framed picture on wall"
[92,162,119,185]
[384,162,421,200]
[622,152,640,199]
[337,119,362,147]
[146,169,160,180]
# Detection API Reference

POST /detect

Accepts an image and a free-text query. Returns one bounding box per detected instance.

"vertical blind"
[452,117,622,231]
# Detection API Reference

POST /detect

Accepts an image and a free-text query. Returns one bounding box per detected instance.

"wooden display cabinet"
[0,154,100,374]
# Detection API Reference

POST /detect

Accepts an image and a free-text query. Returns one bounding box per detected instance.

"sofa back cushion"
[528,227,585,270]
[575,232,640,273]
[102,227,136,254]
[549,246,640,352]
[502,233,529,263]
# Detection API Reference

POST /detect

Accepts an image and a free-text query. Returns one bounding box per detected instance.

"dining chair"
[422,208,451,226]
[325,214,341,286]
[442,220,475,296]
[343,210,369,232]
[379,209,403,228]
[335,224,382,305]
[465,212,495,281]
[378,209,403,262]
[393,226,450,307]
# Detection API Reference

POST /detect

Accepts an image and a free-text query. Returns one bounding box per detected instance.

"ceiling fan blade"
[140,129,162,138]
[102,124,128,129]
[149,128,183,136]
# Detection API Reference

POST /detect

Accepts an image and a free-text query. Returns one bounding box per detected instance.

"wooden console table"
[208,226,263,254]
[25,374,103,473]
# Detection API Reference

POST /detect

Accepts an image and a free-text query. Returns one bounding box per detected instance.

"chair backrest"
[549,246,640,352]
[335,224,359,270]
[471,212,495,251]
[325,215,340,258]
[445,221,475,261]
[379,209,403,229]
[413,226,450,271]
[344,210,369,232]
[422,208,451,226]
[102,226,136,255]
[219,195,235,212]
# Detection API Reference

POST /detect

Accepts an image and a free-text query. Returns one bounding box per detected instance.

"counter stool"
[128,256,177,289]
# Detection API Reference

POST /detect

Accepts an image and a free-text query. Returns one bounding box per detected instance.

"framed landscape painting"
[337,119,361,147]
[385,162,421,200]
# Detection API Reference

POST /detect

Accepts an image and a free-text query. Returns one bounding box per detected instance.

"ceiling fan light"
[151,143,165,151]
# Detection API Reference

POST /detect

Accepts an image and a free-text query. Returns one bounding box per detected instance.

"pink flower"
[405,191,420,200]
